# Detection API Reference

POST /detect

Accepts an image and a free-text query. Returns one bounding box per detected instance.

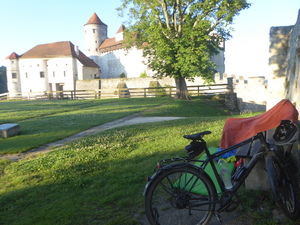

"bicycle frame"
[151,131,272,214]
[202,132,269,194]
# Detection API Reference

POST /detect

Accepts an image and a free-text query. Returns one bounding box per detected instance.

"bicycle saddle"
[183,131,211,141]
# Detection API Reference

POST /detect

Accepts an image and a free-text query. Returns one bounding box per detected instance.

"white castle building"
[5,42,99,94]
[84,13,225,79]
[84,13,152,79]
[5,13,225,95]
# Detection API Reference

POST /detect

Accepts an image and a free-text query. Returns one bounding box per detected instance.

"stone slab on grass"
[0,124,21,138]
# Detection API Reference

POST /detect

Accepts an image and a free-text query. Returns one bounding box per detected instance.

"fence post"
[227,77,234,92]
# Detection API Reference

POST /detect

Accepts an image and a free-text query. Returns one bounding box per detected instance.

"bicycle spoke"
[145,166,217,225]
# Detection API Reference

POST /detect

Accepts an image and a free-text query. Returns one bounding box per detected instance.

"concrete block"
[244,158,270,191]
[0,124,21,138]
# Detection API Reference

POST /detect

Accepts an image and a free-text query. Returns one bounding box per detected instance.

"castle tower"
[5,52,21,95]
[84,13,107,65]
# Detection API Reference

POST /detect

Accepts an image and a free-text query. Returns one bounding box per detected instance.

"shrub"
[140,71,148,78]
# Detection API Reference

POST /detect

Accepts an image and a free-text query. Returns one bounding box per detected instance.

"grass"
[0,96,298,225]
[0,98,170,154]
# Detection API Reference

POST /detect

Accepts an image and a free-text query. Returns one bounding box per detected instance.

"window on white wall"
[53,72,55,77]
[40,72,45,78]
[25,73,28,78]
[12,73,17,79]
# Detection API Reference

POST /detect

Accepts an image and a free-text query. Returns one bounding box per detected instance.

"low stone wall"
[77,74,268,112]
[216,74,267,112]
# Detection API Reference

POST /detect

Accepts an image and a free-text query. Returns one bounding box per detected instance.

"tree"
[0,66,7,94]
[118,0,250,100]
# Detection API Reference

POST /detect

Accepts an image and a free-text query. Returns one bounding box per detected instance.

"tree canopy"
[0,66,7,94]
[118,0,250,99]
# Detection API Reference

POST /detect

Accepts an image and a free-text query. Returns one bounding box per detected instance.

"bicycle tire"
[266,154,299,220]
[145,165,217,225]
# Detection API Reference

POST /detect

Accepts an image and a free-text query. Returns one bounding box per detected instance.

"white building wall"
[15,57,77,92]
[5,58,21,94]
[18,59,47,92]
[46,58,76,91]
[100,47,149,79]
[84,23,107,57]
[82,66,99,80]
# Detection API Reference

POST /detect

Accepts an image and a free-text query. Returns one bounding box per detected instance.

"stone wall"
[77,74,268,112]
[267,9,300,112]
[215,74,267,112]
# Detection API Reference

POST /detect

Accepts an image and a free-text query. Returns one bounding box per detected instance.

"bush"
[140,71,148,78]
[149,81,167,97]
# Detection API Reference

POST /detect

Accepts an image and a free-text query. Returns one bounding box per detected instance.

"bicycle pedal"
[214,213,223,222]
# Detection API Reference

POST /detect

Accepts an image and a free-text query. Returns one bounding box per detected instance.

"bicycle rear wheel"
[266,154,299,220]
[145,165,217,225]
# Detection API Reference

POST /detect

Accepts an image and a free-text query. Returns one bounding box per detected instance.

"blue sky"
[0,0,299,78]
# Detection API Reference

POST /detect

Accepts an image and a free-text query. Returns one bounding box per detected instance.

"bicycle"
[143,120,300,225]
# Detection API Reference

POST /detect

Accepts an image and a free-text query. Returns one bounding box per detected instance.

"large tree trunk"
[174,77,191,100]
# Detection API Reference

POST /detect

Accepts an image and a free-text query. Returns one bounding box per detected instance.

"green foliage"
[118,0,250,82]
[116,81,130,98]
[149,81,167,97]
[0,66,8,94]
[120,72,126,78]
[139,71,148,78]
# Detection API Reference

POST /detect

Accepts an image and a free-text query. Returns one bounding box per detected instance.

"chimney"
[74,46,79,55]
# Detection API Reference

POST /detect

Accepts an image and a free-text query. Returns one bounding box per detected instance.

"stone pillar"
[227,77,233,92]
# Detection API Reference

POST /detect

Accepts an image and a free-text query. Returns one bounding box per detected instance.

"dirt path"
[0,114,184,161]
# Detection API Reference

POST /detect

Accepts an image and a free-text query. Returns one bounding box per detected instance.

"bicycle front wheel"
[266,154,299,220]
[145,165,217,225]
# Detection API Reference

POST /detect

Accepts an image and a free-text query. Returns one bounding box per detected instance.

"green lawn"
[0,98,170,154]
[0,97,296,225]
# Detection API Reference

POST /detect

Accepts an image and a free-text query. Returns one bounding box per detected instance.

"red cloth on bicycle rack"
[220,99,299,149]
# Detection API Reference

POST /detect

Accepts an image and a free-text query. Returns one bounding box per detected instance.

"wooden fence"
[0,83,229,101]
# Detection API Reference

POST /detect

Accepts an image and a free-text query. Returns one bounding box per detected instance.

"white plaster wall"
[16,58,76,92]
[82,66,99,80]
[84,23,107,56]
[5,58,21,93]
[46,58,75,91]
[18,59,48,92]
[99,47,150,79]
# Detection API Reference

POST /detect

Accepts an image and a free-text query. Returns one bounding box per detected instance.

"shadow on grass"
[0,118,226,225]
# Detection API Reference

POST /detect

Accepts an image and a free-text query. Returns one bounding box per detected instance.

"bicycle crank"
[220,191,240,212]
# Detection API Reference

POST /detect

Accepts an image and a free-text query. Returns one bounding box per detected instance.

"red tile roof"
[85,13,107,26]
[20,41,99,68]
[6,52,20,59]
[98,24,127,53]
[99,38,124,53]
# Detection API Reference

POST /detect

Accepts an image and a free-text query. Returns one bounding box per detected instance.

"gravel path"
[0,114,184,161]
